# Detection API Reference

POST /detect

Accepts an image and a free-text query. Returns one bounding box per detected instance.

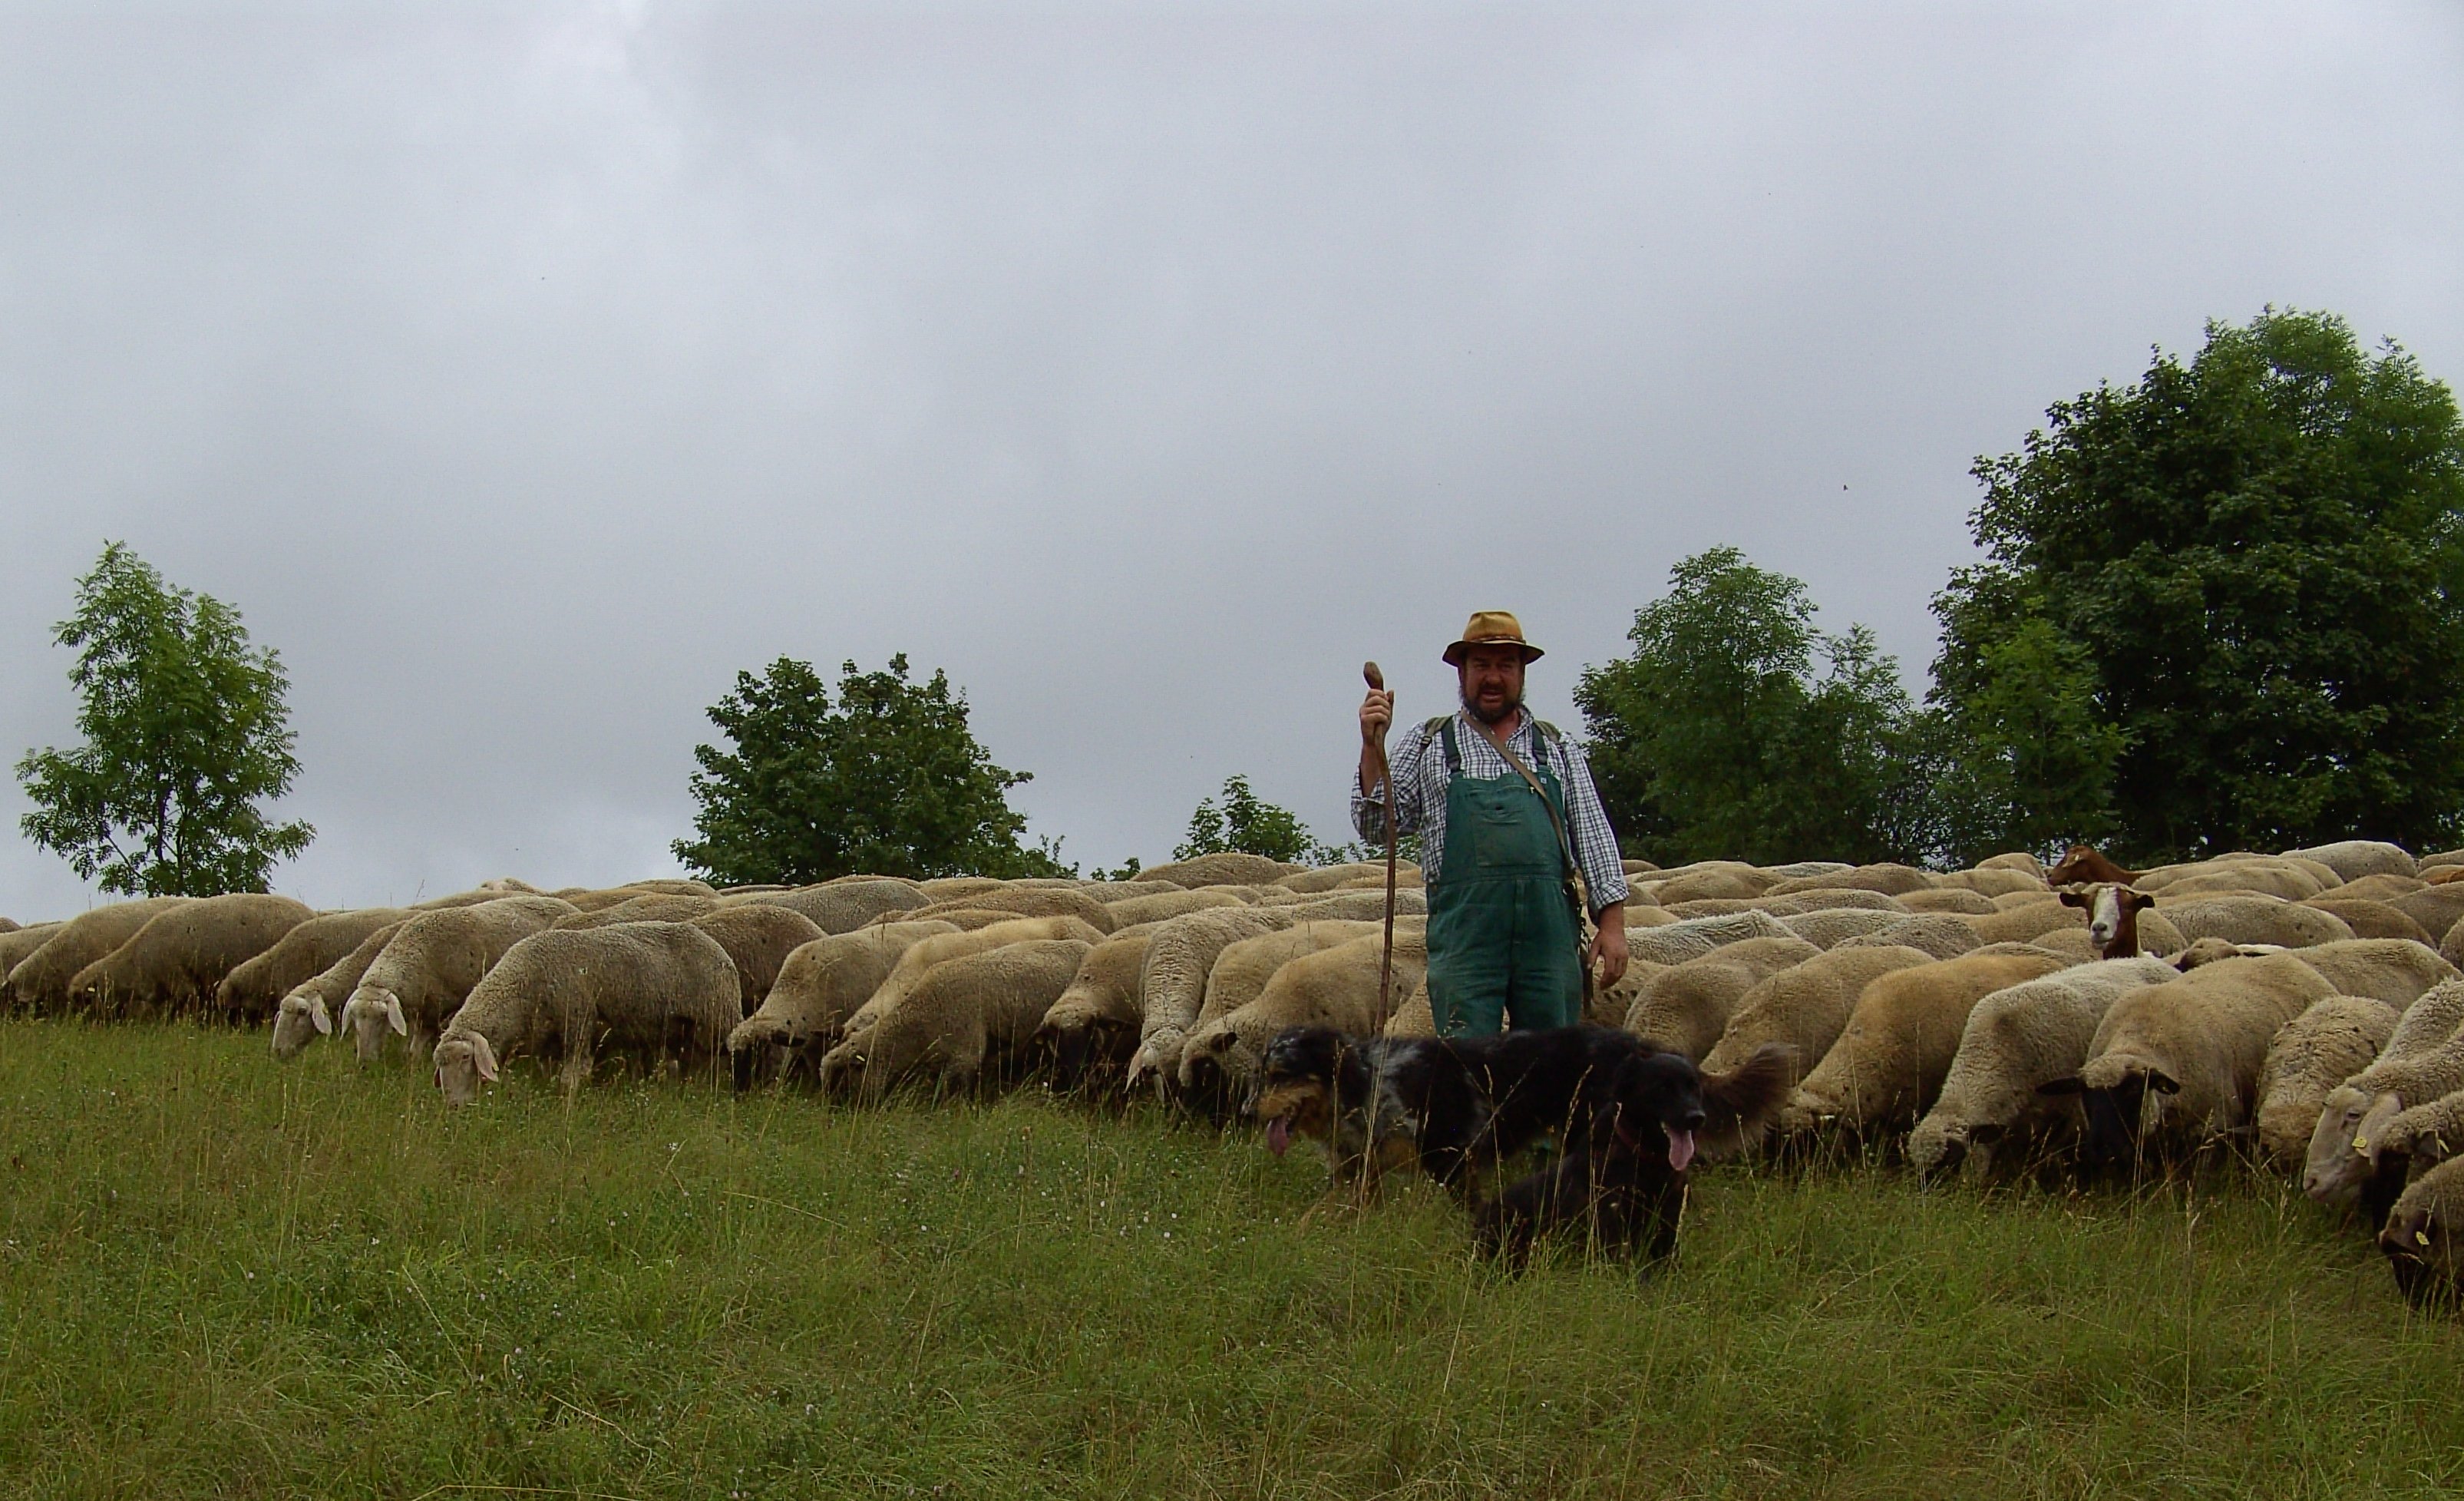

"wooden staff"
[1362,661,1399,1021]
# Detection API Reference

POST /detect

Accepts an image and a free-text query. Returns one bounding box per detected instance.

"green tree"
[1576,547,1933,867]
[17,542,315,895]
[1932,308,2464,861]
[672,654,1071,884]
[1173,775,1342,865]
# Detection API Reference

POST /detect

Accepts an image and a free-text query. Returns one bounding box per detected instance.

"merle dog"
[1253,1023,1792,1222]
[1474,1046,1791,1270]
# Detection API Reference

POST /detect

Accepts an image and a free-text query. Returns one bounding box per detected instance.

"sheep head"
[339,985,408,1063]
[433,1032,498,1106]
[269,991,332,1060]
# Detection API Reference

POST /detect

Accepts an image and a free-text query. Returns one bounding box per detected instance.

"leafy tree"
[1173,775,1343,865]
[673,654,1071,884]
[1576,547,1933,867]
[17,542,314,895]
[1932,309,2464,861]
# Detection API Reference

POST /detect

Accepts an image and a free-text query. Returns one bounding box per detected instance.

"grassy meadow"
[6,1020,2464,1499]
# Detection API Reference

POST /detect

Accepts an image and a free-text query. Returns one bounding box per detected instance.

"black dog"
[1474,1049,1722,1270]
[1255,1023,1792,1222]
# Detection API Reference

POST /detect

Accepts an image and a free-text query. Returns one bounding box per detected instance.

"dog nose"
[1680,1109,1706,1131]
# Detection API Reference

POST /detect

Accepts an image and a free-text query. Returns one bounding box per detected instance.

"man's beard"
[1461,686,1523,726]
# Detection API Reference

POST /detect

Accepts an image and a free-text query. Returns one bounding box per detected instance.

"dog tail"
[1696,1043,1797,1162]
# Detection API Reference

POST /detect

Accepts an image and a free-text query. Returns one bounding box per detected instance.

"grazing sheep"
[269,920,409,1060]
[1778,908,1907,950]
[1701,944,1936,1088]
[1274,862,1417,894]
[1104,888,1251,927]
[551,893,717,929]
[1624,909,1796,968]
[836,915,1108,1054]
[1750,889,1909,915]
[722,878,930,934]
[2285,840,2416,883]
[2302,899,2437,945]
[904,885,1117,933]
[2042,953,2334,1169]
[1977,851,2046,879]
[1908,957,2181,1181]
[2336,873,2430,902]
[1643,864,1778,904]
[1898,889,1998,916]
[2152,864,2334,901]
[2367,1089,2464,1183]
[1035,931,1158,1092]
[0,923,66,993]
[1383,977,1438,1039]
[2386,886,2464,945]
[339,896,572,1063]
[216,908,411,1023]
[1775,947,2069,1146]
[2380,1156,2464,1307]
[432,922,741,1105]
[1273,889,1429,924]
[0,898,188,1016]
[68,894,314,1020]
[819,938,1092,1099]
[1961,900,2086,946]
[1835,914,1985,960]
[2301,980,2464,1210]
[725,921,959,1089]
[2285,939,2459,1010]
[1192,921,1384,1034]
[1178,927,1435,1115]
[2157,895,2355,949]
[2255,995,2403,1167]
[1137,852,1300,888]
[1931,867,2049,898]
[1623,935,1822,1060]
[689,904,827,1015]
[1126,907,1305,1090]
[1765,863,1936,898]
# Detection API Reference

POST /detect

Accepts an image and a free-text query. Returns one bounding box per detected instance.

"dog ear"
[2059,889,2087,908]
[2036,1076,2086,1096]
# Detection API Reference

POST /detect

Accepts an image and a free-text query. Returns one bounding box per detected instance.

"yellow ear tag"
[2353,1138,2371,1156]
[2418,1230,2433,1248]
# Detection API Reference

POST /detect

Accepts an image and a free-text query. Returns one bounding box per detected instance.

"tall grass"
[4,1020,2461,1499]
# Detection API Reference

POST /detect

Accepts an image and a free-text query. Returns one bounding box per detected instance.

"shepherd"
[1355,611,1630,1037]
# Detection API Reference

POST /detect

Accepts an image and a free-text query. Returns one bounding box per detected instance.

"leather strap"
[1466,712,1581,890]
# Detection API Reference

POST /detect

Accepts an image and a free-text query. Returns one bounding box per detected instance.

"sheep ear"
[2058,890,2086,908]
[2145,1070,2182,1096]
[385,995,408,1036]
[2036,1076,2086,1096]
[310,997,333,1035]
[473,1034,500,1083]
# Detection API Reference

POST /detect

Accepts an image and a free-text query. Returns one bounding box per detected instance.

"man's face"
[1458,646,1527,724]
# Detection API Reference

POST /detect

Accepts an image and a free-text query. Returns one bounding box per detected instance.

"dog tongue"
[1666,1129,1696,1173]
[1265,1116,1292,1157]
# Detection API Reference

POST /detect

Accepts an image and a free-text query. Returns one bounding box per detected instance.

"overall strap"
[1435,716,1462,777]
[1468,713,1579,883]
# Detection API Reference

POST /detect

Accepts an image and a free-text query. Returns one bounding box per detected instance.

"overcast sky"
[3,2,2459,916]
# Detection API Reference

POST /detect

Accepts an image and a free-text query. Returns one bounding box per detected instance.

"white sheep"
[821,938,1093,1100]
[2254,995,2403,1168]
[340,895,572,1063]
[1908,957,2180,1181]
[432,921,742,1105]
[725,921,959,1089]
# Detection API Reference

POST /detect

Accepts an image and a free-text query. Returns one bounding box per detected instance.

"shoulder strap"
[1435,716,1461,777]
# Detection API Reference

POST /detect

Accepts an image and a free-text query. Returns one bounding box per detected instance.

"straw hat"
[1442,610,1543,667]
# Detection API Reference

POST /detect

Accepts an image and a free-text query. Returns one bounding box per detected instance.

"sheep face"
[2039,1067,2178,1173]
[1036,1017,1134,1096]
[269,992,332,1059]
[433,1033,498,1105]
[340,987,408,1063]
[2304,1086,2391,1207]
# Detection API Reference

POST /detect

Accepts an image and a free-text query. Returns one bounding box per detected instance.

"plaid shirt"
[1353,709,1630,912]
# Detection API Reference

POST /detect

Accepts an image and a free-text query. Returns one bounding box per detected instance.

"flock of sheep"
[12,838,2464,1303]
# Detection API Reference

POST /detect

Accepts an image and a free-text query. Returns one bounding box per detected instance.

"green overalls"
[1424,715,1585,1038]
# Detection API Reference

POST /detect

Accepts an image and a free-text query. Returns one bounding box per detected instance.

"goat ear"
[472,1034,500,1083]
[2036,1076,2086,1096]
[309,997,332,1035]
[2145,1070,2182,1096]
[2059,890,2086,908]
[2123,889,2155,912]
